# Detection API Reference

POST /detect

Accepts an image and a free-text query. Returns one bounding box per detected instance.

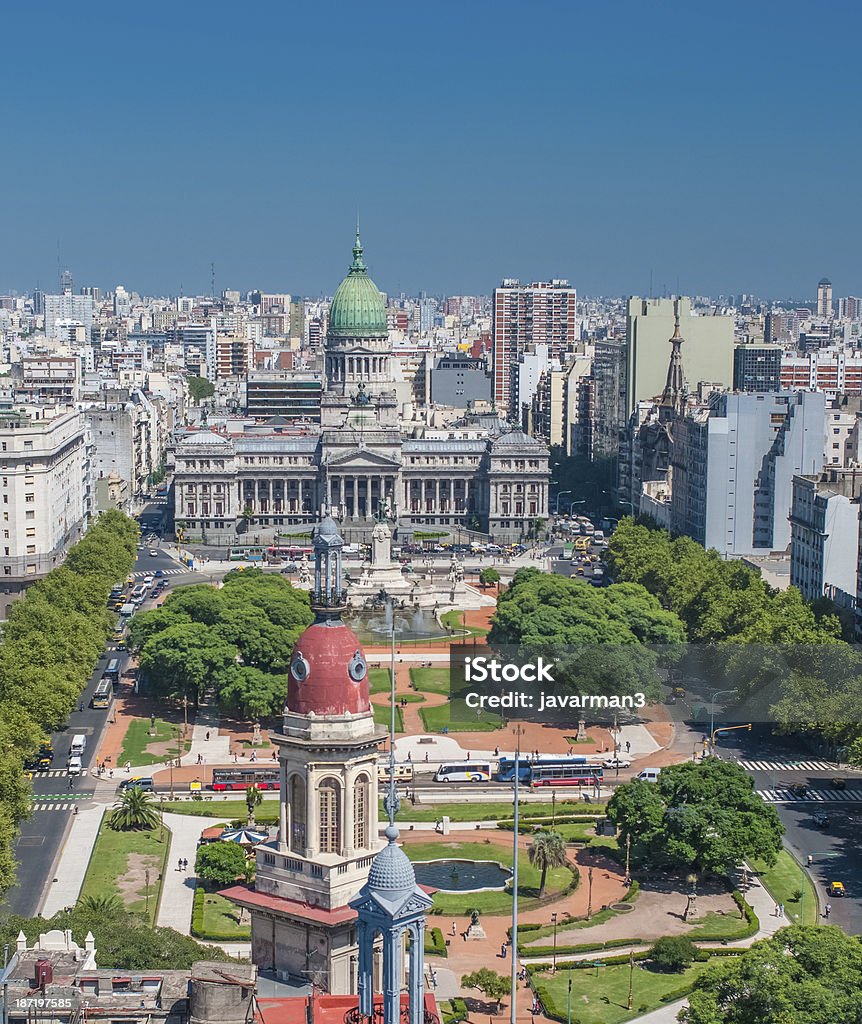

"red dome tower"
[287,516,371,717]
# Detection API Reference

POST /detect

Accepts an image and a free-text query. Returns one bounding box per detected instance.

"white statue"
[371,519,392,567]
[298,552,311,585]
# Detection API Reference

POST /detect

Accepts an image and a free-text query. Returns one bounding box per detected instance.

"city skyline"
[2,0,861,298]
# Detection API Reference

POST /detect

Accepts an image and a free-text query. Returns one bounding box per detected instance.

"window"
[354,775,369,849]
[289,775,306,853]
[26,545,36,554]
[318,778,341,853]
[25,494,34,503]
[25,511,34,520]
[26,528,35,538]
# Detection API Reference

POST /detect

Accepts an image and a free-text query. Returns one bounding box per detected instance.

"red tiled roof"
[219,886,358,925]
[256,993,439,1024]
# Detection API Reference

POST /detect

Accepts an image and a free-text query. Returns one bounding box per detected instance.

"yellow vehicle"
[112,600,125,611]
[576,566,585,575]
[830,881,846,897]
[575,537,589,552]
[126,576,135,585]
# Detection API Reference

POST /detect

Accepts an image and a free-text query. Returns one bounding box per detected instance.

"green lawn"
[534,961,711,1024]
[409,667,452,695]
[688,910,752,940]
[373,704,404,732]
[395,800,595,823]
[160,799,278,818]
[406,839,575,915]
[79,814,169,925]
[369,667,393,694]
[440,609,488,638]
[419,703,502,733]
[119,717,191,766]
[750,849,818,925]
[197,887,250,939]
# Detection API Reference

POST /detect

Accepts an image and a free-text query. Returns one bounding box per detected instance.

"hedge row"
[425,927,448,957]
[190,884,249,942]
[515,882,641,952]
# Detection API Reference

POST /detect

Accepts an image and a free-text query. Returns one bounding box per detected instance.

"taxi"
[829,881,846,897]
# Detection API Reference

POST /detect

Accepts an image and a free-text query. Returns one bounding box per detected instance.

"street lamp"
[709,689,737,754]
[587,865,594,920]
[551,912,558,973]
[553,490,572,516]
[568,499,586,515]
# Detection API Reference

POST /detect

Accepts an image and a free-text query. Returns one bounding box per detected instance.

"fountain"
[412,859,512,893]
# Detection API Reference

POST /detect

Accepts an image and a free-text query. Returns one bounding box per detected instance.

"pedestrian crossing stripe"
[131,568,185,578]
[739,759,838,772]
[30,769,88,778]
[756,788,862,803]
[31,802,78,811]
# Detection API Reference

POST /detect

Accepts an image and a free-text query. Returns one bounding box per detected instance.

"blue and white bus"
[434,761,493,783]
[104,659,121,684]
[497,756,602,787]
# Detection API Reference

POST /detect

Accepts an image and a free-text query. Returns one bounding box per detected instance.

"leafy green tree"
[77,894,123,914]
[138,622,239,704]
[127,607,193,652]
[109,788,160,831]
[188,375,215,404]
[0,906,233,970]
[162,585,226,626]
[649,935,696,972]
[606,759,783,875]
[195,841,249,886]
[216,666,286,720]
[479,567,501,588]
[682,926,862,1024]
[461,968,510,1010]
[527,829,568,897]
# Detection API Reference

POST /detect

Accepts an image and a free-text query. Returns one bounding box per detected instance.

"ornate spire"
[660,300,686,417]
[351,225,366,273]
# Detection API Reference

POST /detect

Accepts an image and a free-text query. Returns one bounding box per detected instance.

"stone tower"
[222,515,386,994]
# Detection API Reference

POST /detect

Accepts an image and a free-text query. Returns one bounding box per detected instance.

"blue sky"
[2,0,860,299]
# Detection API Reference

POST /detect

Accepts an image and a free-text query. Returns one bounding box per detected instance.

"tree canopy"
[606,758,783,875]
[488,568,684,700]
[130,571,312,718]
[682,926,862,1024]
[195,841,249,887]
[0,511,138,898]
[188,375,215,404]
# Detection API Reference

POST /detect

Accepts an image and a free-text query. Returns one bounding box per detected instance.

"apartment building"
[0,407,88,613]
[790,468,862,608]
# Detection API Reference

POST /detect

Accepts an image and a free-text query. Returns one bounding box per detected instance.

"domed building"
[172,232,551,544]
[222,516,389,994]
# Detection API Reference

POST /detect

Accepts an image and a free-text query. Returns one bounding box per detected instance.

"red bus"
[266,545,313,561]
[211,768,280,791]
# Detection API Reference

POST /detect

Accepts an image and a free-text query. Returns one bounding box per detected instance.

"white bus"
[377,762,414,783]
[434,761,493,783]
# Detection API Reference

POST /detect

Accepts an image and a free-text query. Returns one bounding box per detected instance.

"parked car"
[281,562,299,574]
[118,776,155,791]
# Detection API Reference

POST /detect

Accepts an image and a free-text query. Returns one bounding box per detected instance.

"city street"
[2,520,200,917]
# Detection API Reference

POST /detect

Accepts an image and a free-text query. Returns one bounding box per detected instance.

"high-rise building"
[790,469,861,607]
[625,297,734,415]
[670,391,826,557]
[43,293,95,339]
[60,268,73,294]
[733,344,782,392]
[839,296,862,320]
[492,279,577,418]
[817,277,833,318]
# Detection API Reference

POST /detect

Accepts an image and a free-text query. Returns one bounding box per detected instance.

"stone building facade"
[173,234,549,544]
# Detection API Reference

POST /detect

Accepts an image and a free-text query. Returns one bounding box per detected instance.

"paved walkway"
[156,812,219,932]
[41,805,104,917]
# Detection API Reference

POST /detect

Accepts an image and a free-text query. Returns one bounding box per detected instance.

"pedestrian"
[424,751,429,762]
[807,854,813,866]
[109,768,114,778]
[775,903,780,917]
[178,857,182,872]
[68,776,73,789]
[501,943,507,959]
[125,761,131,773]
[78,701,84,713]
[250,751,256,763]
[825,903,832,918]
[451,921,456,936]
[467,751,471,760]
[73,806,78,815]
[183,857,188,871]
[206,731,210,741]
[494,746,500,757]
[626,740,631,753]
[406,751,411,762]
[779,903,785,916]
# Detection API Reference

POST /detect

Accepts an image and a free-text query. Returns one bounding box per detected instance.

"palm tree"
[109,788,160,831]
[77,894,123,914]
[527,829,568,897]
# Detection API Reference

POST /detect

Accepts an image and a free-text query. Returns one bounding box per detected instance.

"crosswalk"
[757,788,862,803]
[29,768,89,778]
[738,759,838,772]
[130,567,186,579]
[31,802,80,812]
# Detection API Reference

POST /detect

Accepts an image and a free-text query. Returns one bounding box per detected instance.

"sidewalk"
[156,811,217,932]
[40,805,104,917]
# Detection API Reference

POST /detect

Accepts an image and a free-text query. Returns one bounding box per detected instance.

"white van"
[67,756,83,776]
[637,768,661,783]
[70,734,87,757]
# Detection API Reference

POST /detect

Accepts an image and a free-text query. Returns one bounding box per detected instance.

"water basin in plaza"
[412,859,512,892]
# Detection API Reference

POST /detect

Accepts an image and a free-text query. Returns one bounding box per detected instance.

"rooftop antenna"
[211,262,216,300]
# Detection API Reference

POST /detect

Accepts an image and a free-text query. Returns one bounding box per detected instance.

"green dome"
[328,232,387,338]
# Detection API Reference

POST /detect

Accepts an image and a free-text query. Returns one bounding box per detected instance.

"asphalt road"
[2,507,199,917]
